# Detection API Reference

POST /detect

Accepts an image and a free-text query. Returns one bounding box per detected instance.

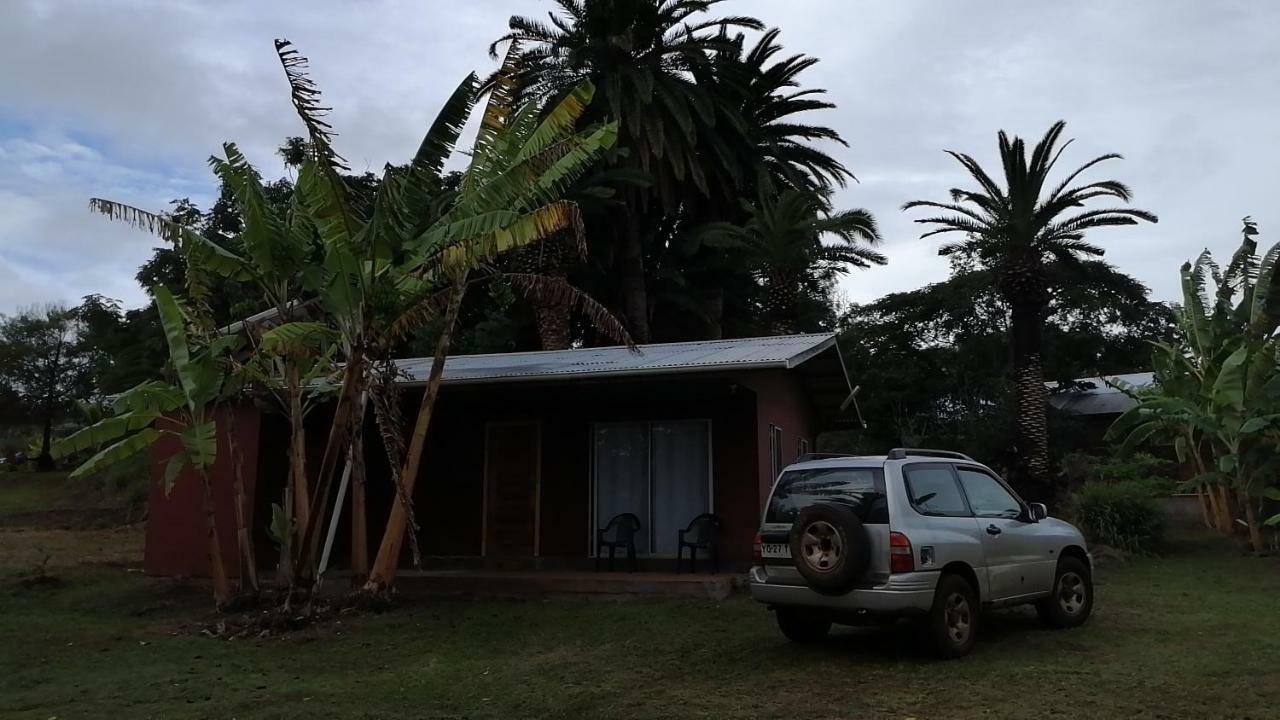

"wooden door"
[483,421,540,560]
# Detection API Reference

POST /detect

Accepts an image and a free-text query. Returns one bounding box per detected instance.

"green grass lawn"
[0,472,83,516]
[2,527,1278,720]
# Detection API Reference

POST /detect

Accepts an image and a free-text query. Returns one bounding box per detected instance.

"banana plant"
[91,140,333,588]
[52,286,243,607]
[1109,219,1280,550]
[264,39,628,589]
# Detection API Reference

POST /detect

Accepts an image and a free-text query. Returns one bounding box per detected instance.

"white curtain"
[594,421,710,555]
[650,421,710,555]
[594,422,650,552]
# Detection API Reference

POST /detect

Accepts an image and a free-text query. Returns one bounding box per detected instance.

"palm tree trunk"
[699,285,724,340]
[1009,299,1051,500]
[364,281,467,592]
[198,468,233,609]
[349,429,368,585]
[619,215,650,343]
[535,305,571,350]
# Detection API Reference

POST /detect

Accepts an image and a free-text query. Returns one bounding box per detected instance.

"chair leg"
[676,546,682,574]
[608,546,616,572]
[690,547,697,574]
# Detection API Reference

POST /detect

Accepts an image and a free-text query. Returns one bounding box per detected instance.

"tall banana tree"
[52,286,244,608]
[905,121,1157,498]
[91,142,333,587]
[361,49,629,593]
[1109,219,1280,550]
[268,40,624,589]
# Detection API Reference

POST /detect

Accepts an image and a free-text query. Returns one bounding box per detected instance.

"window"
[956,468,1023,519]
[903,465,969,517]
[593,420,711,556]
[766,467,887,525]
[769,424,783,483]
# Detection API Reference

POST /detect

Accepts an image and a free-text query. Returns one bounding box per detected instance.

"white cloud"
[1,0,1279,315]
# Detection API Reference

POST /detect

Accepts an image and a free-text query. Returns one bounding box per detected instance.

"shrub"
[1060,452,1179,496]
[1071,480,1166,554]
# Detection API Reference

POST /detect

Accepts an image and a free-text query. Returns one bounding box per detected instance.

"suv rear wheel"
[925,573,978,658]
[775,608,831,644]
[1036,556,1093,628]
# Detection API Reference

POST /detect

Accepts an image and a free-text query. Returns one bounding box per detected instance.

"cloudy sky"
[2,0,1278,315]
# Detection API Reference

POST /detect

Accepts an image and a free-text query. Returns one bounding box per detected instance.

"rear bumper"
[748,566,937,614]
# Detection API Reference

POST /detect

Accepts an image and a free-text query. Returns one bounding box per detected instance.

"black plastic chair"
[676,513,722,574]
[596,513,642,572]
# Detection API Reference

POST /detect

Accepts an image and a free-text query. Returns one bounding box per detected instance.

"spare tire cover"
[788,502,871,595]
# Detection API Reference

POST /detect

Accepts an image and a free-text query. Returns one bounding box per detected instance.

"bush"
[1071,480,1166,554]
[1061,452,1179,495]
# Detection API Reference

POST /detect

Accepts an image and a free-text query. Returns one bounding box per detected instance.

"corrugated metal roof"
[395,333,840,386]
[1048,372,1155,416]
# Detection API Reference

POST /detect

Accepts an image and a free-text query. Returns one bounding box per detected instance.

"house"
[1048,372,1154,448]
[144,333,857,578]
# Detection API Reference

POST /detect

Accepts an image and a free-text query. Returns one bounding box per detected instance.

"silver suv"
[750,449,1093,658]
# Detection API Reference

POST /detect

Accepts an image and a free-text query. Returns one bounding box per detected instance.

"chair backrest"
[683,513,721,544]
[601,513,642,544]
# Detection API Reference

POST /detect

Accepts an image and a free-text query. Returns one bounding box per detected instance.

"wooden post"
[294,351,364,581]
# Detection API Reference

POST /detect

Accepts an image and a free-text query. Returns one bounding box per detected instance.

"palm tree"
[489,0,764,342]
[696,189,883,334]
[904,121,1157,497]
[664,28,854,337]
[702,27,852,195]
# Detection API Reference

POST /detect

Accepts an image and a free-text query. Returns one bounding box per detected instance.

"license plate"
[761,543,791,559]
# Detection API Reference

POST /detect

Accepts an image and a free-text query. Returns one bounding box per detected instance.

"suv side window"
[903,464,970,517]
[956,467,1023,519]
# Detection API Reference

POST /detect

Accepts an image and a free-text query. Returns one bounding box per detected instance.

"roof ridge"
[395,332,836,364]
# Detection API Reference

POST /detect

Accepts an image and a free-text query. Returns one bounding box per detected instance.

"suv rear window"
[765,467,887,525]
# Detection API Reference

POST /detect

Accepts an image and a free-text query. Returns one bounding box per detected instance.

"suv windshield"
[765,467,887,525]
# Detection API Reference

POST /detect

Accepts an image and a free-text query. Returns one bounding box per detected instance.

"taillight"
[889,531,914,574]
[752,532,763,564]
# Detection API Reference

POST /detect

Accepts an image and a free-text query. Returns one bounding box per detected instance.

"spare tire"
[788,503,871,595]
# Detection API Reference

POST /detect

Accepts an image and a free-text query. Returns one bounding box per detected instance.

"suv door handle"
[985,524,1002,536]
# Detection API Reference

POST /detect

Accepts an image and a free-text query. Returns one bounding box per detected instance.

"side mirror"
[1029,502,1048,521]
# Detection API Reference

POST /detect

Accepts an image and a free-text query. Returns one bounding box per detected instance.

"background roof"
[395,333,843,386]
[1048,372,1155,416]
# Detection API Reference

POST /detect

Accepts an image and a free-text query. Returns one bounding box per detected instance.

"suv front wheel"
[1036,556,1093,628]
[925,573,979,658]
[775,608,831,643]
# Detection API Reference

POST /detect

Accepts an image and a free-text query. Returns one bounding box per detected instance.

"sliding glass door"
[593,420,711,556]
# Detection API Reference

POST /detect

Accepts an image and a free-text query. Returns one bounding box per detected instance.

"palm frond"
[274,39,347,172]
[502,273,634,348]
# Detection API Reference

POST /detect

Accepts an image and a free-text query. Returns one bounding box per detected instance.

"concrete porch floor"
[394,569,744,601]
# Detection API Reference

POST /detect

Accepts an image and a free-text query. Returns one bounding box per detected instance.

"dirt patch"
[192,589,397,640]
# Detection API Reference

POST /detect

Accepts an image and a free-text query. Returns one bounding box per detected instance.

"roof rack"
[794,453,859,463]
[886,448,975,461]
